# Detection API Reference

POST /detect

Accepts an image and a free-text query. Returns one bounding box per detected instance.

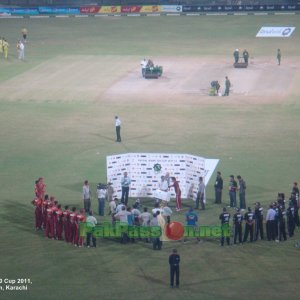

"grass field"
[0,15,300,300]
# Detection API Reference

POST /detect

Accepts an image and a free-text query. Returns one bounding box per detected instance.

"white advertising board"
[106,153,219,200]
[256,26,295,37]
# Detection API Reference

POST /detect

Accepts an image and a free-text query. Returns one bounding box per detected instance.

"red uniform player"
[63,205,71,242]
[69,207,78,246]
[50,201,58,239]
[55,204,63,240]
[45,203,54,238]
[31,197,43,230]
[42,195,50,229]
[36,177,46,200]
[170,177,182,211]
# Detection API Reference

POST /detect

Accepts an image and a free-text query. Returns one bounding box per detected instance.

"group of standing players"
[31,177,87,247]
[219,181,300,246]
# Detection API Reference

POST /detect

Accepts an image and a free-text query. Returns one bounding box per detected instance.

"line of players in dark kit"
[219,183,300,246]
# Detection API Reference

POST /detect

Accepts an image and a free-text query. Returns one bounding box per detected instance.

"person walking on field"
[214,171,223,204]
[277,49,281,66]
[195,177,205,210]
[169,249,180,288]
[223,76,231,96]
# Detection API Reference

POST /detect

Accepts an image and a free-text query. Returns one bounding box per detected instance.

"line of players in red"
[31,177,86,247]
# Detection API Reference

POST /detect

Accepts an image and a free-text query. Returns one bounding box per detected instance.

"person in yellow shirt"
[0,38,3,55]
[3,39,9,59]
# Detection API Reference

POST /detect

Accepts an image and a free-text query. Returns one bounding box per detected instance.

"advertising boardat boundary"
[256,26,296,37]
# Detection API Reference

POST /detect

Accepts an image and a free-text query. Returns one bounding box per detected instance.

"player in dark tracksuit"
[219,207,230,246]
[233,209,243,244]
[277,206,287,241]
[169,249,180,288]
[214,171,223,204]
[254,202,264,241]
[286,202,295,237]
[243,207,254,243]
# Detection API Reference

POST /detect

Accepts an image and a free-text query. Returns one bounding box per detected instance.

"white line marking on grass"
[75,15,88,17]
[146,13,160,16]
[274,12,296,15]
[186,13,200,16]
[127,14,141,16]
[166,13,180,16]
[55,15,69,18]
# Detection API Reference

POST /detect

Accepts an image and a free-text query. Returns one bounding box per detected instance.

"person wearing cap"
[233,208,243,244]
[254,202,264,241]
[219,207,231,246]
[115,116,121,142]
[214,171,223,204]
[82,180,91,213]
[233,48,239,63]
[228,175,237,208]
[243,207,255,243]
[237,175,246,209]
[169,249,180,288]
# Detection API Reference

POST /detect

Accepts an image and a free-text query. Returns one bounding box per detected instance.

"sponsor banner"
[140,6,161,13]
[121,6,160,13]
[106,153,219,199]
[161,5,182,13]
[38,7,80,14]
[11,8,39,15]
[256,26,295,37]
[99,6,121,14]
[0,8,11,13]
[80,6,100,14]
[121,6,141,13]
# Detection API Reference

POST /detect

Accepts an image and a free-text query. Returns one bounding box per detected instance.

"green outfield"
[0,15,300,300]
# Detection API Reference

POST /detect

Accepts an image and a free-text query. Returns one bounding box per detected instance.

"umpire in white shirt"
[115,116,121,142]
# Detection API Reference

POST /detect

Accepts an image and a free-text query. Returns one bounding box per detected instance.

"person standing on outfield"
[233,208,243,245]
[3,39,9,59]
[170,177,182,212]
[17,40,25,60]
[86,211,97,248]
[96,183,107,216]
[115,116,121,142]
[224,76,231,96]
[277,49,281,65]
[21,28,28,42]
[229,175,237,208]
[254,202,264,241]
[121,172,131,205]
[243,207,254,243]
[82,180,91,213]
[266,204,276,241]
[219,207,230,246]
[233,49,239,63]
[169,249,180,288]
[195,176,205,210]
[243,49,249,64]
[214,171,223,204]
[237,175,246,209]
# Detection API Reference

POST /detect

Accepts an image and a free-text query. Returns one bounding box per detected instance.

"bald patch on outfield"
[0,55,299,103]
